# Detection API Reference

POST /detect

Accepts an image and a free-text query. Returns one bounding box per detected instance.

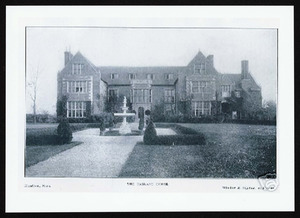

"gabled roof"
[61,51,99,75]
[187,51,207,66]
[241,74,261,91]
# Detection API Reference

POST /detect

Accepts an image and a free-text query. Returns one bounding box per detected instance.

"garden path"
[26,125,176,177]
[26,128,142,177]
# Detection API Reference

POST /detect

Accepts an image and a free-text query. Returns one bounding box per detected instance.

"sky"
[26,27,277,115]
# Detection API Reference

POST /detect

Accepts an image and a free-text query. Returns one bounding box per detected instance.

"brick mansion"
[57,50,262,120]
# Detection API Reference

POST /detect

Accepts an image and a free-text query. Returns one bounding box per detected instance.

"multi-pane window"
[191,81,208,93]
[164,89,175,103]
[67,101,86,118]
[165,73,174,80]
[165,104,175,114]
[235,91,241,98]
[128,73,136,80]
[195,63,205,74]
[192,101,211,116]
[108,89,118,99]
[111,73,119,79]
[131,89,152,103]
[221,85,231,97]
[147,74,154,80]
[67,81,88,93]
[72,63,84,74]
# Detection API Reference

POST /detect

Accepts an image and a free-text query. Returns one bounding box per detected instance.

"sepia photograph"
[25,27,277,179]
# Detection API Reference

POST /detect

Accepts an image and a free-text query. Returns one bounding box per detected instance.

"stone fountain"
[114,96,135,135]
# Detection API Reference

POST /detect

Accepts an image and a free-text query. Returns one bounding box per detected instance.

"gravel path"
[26,128,142,177]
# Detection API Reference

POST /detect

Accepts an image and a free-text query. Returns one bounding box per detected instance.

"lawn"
[119,123,276,178]
[25,141,82,168]
[26,123,85,167]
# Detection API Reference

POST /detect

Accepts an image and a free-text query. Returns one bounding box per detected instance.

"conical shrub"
[57,118,72,144]
[143,120,157,145]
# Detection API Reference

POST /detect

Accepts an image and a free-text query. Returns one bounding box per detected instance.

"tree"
[27,64,43,124]
[178,95,192,117]
[56,95,68,121]
[40,110,50,123]
[263,100,276,121]
[151,100,165,122]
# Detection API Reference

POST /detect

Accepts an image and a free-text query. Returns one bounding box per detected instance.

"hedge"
[143,121,205,145]
[152,114,276,125]
[26,132,60,146]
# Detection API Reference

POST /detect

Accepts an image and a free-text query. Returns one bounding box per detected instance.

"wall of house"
[107,85,131,99]
[58,51,263,120]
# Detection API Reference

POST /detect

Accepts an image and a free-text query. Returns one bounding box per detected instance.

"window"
[128,73,136,80]
[192,101,211,116]
[72,63,84,74]
[67,102,86,118]
[111,73,119,79]
[232,111,238,119]
[194,63,205,74]
[221,85,231,97]
[164,89,175,103]
[131,89,152,103]
[191,81,207,93]
[165,73,174,80]
[147,74,154,80]
[67,81,88,93]
[164,89,175,114]
[165,104,175,114]
[235,91,241,98]
[108,89,118,99]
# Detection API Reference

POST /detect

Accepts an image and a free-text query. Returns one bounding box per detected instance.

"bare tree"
[27,64,43,124]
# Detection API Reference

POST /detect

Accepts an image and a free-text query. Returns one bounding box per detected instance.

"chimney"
[64,51,73,66]
[241,60,249,79]
[206,55,214,68]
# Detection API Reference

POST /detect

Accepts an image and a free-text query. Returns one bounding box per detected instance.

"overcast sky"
[26,27,277,115]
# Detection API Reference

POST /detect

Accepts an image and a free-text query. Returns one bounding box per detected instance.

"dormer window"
[194,63,205,74]
[72,63,84,74]
[128,73,136,80]
[111,73,119,79]
[165,73,174,80]
[147,74,154,80]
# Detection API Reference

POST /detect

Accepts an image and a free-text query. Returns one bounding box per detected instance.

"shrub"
[57,118,73,144]
[68,118,90,123]
[145,110,151,116]
[143,122,206,145]
[138,118,144,131]
[69,123,88,132]
[172,125,199,135]
[26,133,59,146]
[143,121,157,145]
[86,123,101,128]
[99,117,106,131]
